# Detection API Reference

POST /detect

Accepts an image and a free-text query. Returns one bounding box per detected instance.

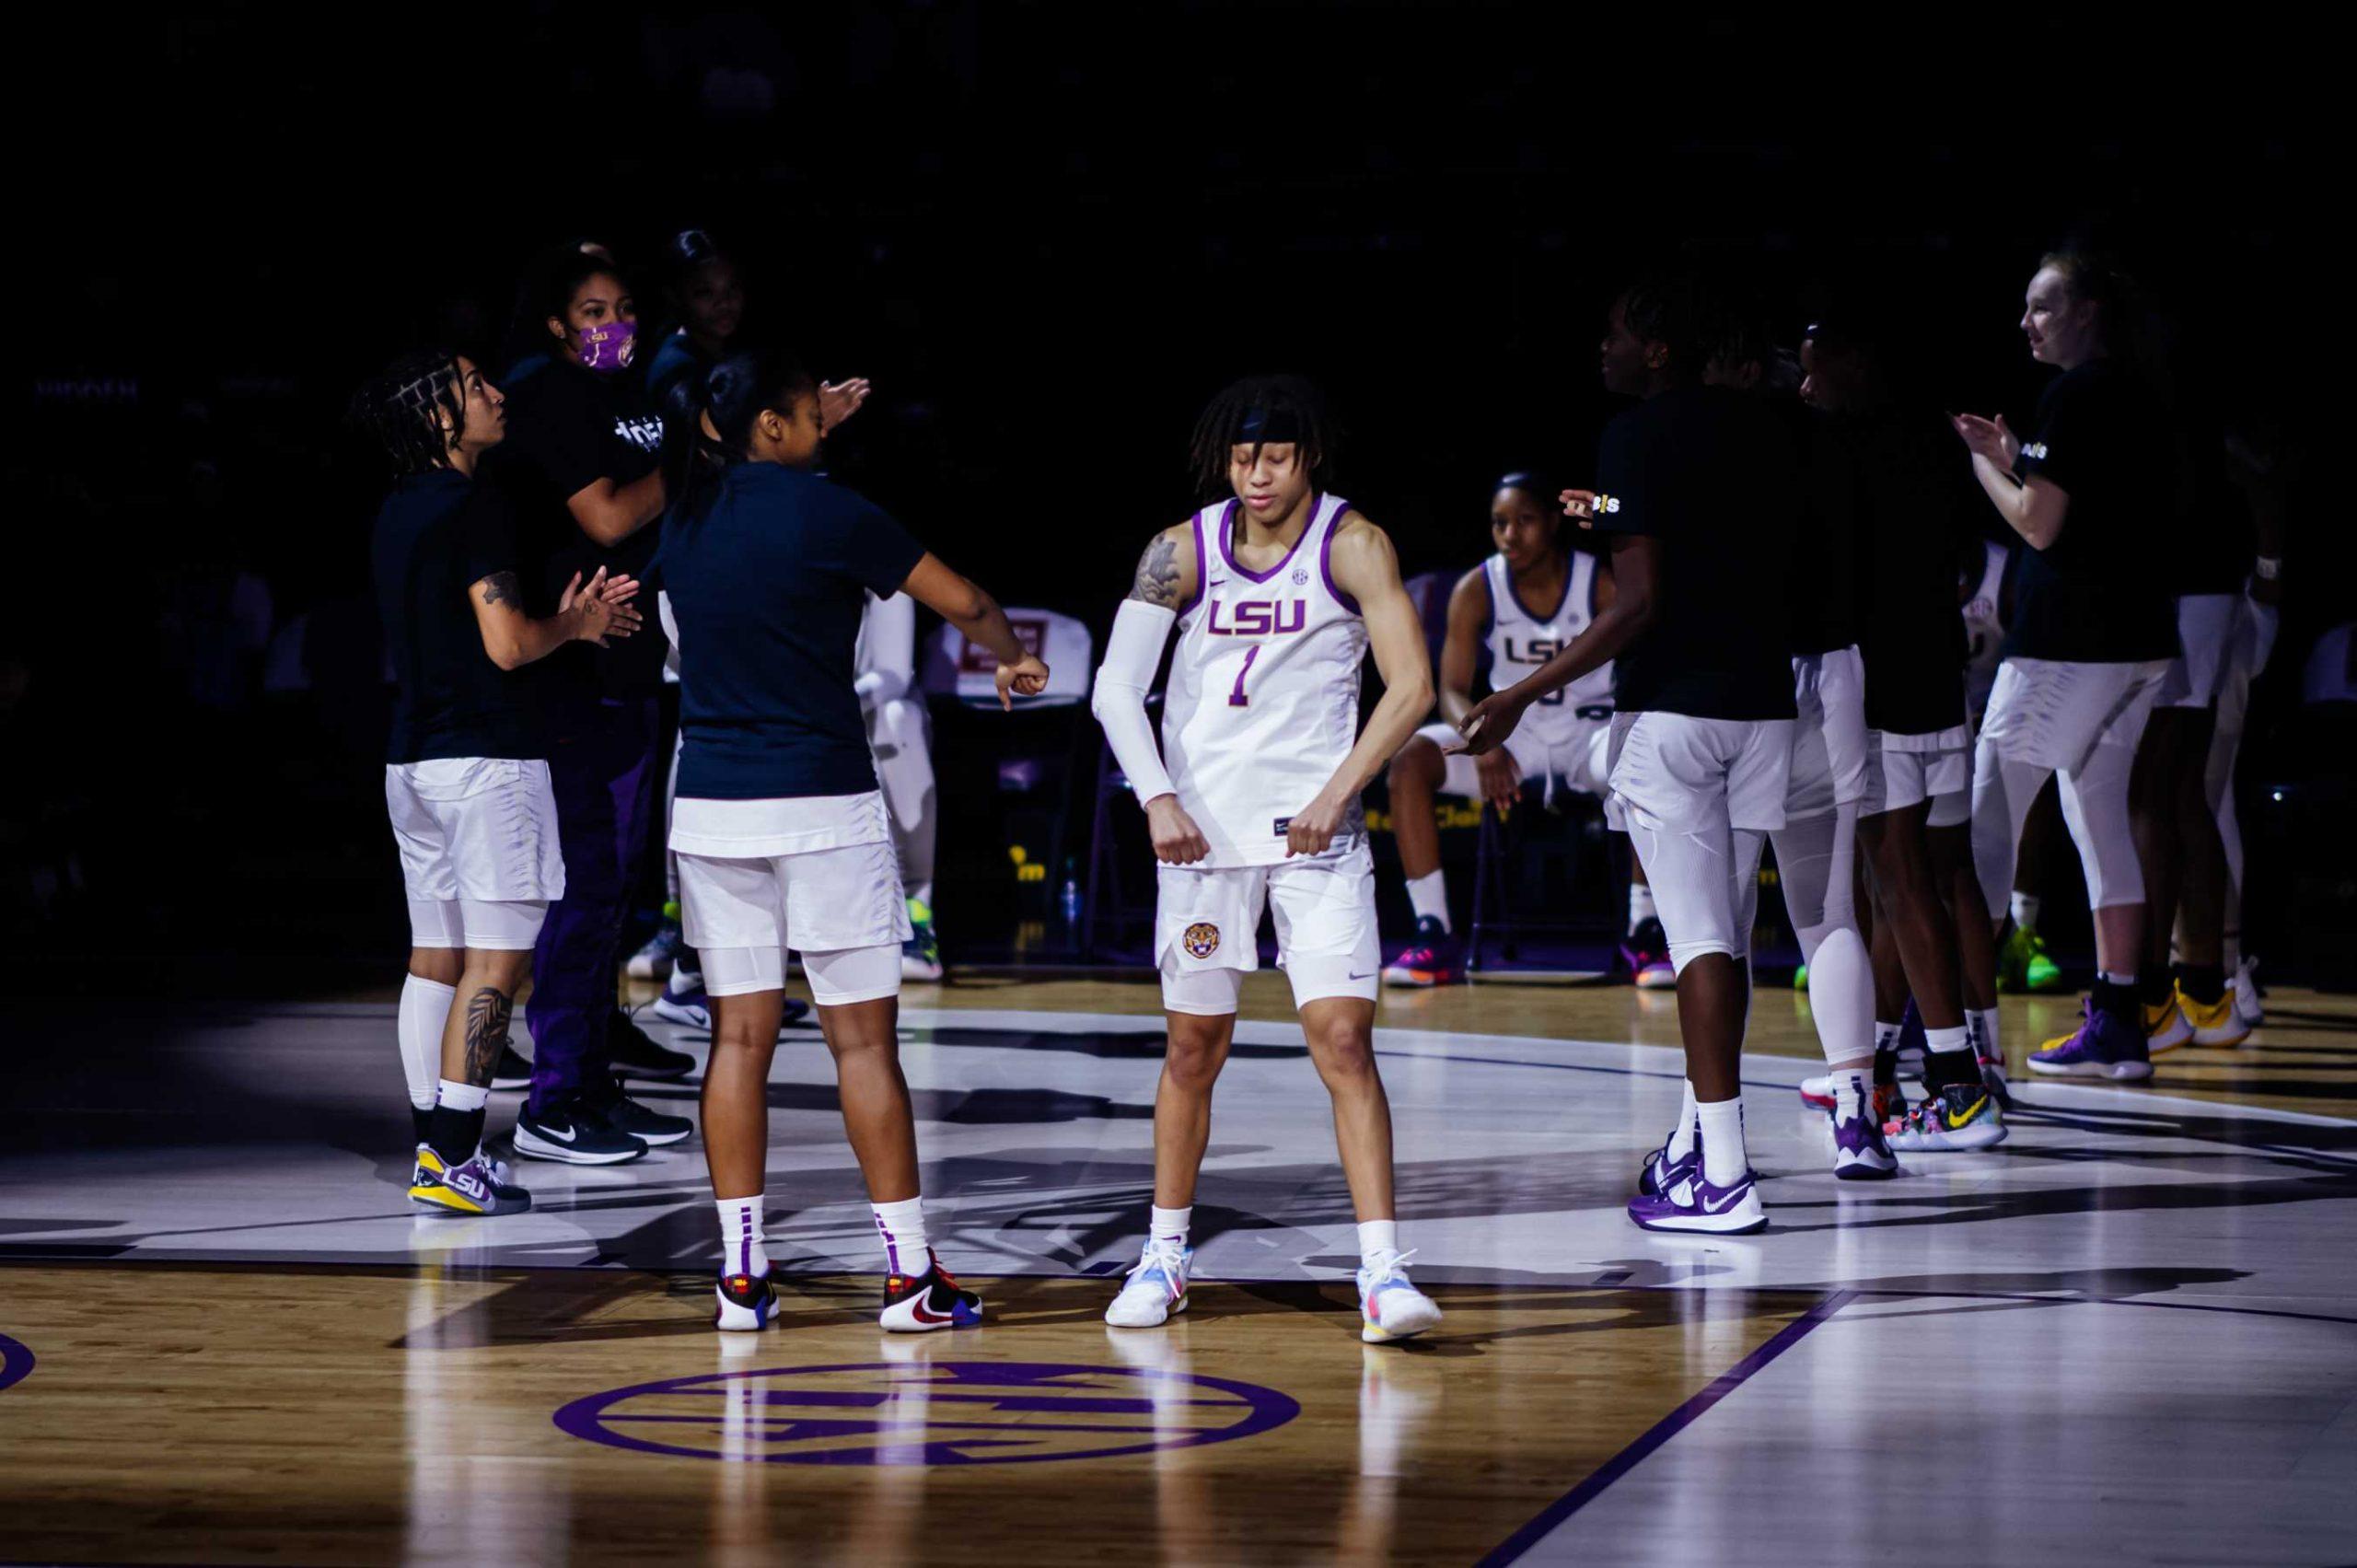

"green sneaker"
[1998,926,2065,993]
[902,897,943,981]
[1793,962,1809,991]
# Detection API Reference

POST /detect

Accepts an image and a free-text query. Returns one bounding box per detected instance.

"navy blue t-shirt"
[655,463,928,799]
[370,469,537,763]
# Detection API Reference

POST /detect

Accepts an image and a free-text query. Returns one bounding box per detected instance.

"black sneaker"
[581,1074,693,1146]
[511,1095,649,1165]
[491,1042,534,1091]
[609,1008,696,1081]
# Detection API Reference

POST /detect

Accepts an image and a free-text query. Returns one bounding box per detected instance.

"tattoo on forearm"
[463,987,513,1087]
[480,572,523,608]
[1129,536,1181,607]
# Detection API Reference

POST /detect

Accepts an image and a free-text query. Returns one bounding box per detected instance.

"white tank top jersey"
[1961,540,2010,714]
[1164,494,1368,868]
[1483,550,1612,744]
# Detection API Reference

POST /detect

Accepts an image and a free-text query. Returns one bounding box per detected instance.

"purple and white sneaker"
[1628,1169,1766,1234]
[1832,1100,1900,1179]
[1638,1127,1701,1197]
[2028,999,2154,1081]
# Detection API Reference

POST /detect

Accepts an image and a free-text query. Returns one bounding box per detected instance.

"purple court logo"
[554,1360,1297,1467]
[0,1333,34,1395]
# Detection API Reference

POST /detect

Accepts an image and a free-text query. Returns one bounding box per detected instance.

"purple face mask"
[574,318,636,375]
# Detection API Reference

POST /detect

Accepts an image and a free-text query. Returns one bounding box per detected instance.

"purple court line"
[1475,1288,1858,1567]
[0,1332,33,1394]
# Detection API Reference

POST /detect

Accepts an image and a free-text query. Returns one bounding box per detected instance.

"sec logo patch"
[1183,922,1220,959]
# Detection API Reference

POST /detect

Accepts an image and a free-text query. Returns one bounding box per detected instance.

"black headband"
[1237,404,1302,445]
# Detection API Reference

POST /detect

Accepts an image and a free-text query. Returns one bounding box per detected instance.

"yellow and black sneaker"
[409,1146,534,1215]
[2145,993,2193,1054]
[2177,981,2251,1049]
[1887,1082,2007,1153]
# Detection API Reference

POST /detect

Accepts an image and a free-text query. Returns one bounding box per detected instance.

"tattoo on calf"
[480,572,523,608]
[1129,535,1181,607]
[464,988,513,1087]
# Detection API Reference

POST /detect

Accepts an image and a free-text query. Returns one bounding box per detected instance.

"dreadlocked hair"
[1617,271,1714,381]
[1187,374,1339,499]
[667,343,819,524]
[347,349,465,477]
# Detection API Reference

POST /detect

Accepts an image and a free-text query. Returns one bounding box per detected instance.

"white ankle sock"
[1832,1069,1868,1115]
[715,1195,767,1277]
[1926,1025,1973,1059]
[1357,1219,1399,1261]
[1695,1097,1747,1187]
[1874,1017,1904,1055]
[435,1078,488,1113]
[1629,882,1658,931]
[873,1196,930,1276]
[1406,871,1450,932]
[2098,970,2136,989]
[1969,1006,2002,1061]
[1666,1080,1699,1160]
[399,976,456,1114]
[1150,1205,1191,1249]
[2010,892,2040,933]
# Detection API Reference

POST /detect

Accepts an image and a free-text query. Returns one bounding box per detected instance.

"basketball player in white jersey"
[1379,474,1659,987]
[1091,375,1444,1345]
[852,589,945,979]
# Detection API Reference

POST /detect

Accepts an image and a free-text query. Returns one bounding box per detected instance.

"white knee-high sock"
[1802,925,1874,1066]
[398,975,456,1113]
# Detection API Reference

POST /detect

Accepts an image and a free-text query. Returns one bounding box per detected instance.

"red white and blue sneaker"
[714,1268,780,1332]
[1381,917,1466,987]
[1357,1249,1443,1344]
[1887,1081,2007,1151]
[1105,1237,1191,1328]
[1832,1098,1901,1179]
[878,1253,985,1332]
[1627,1169,1765,1234]
[2028,999,2154,1081]
[1622,918,1676,990]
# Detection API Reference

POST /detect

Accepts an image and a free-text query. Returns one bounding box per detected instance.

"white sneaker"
[1798,1073,1835,1109]
[1357,1249,1442,1344]
[1105,1237,1191,1328]
[2231,956,2264,1030]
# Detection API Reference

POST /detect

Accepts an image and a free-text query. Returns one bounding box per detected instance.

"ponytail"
[666,343,819,523]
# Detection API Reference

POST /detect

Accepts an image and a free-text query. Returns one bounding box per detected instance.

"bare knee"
[1162,1017,1231,1093]
[467,948,532,997]
[410,947,464,987]
[1387,738,1442,794]
[1304,1016,1378,1084]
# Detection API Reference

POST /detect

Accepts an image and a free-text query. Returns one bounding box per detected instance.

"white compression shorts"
[678,838,912,1005]
[386,758,564,950]
[1155,842,1380,1014]
[1608,713,1794,974]
[1411,718,1611,805]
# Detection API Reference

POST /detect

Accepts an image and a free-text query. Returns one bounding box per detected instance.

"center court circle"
[0,1333,34,1394]
[554,1359,1298,1467]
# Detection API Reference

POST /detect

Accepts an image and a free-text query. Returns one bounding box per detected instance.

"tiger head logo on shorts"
[1183,923,1220,959]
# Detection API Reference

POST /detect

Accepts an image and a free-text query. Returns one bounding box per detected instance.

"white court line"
[898,1006,2357,1133]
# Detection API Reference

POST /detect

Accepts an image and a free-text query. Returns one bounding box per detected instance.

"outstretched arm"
[1287,515,1434,857]
[470,567,642,670]
[900,552,1049,710]
[1458,533,1656,756]
[1092,524,1209,864]
[1435,566,1489,728]
[565,471,669,547]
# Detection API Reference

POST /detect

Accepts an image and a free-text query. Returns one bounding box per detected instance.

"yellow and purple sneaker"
[2029,999,2153,1081]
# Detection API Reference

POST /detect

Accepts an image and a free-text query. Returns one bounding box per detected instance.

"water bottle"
[1060,859,1084,945]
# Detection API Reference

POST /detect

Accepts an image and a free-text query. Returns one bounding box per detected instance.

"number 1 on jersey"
[1228,644,1261,707]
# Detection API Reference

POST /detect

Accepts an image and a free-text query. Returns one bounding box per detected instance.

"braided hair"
[1616,272,1713,380]
[667,343,819,524]
[1187,374,1339,500]
[348,349,465,476]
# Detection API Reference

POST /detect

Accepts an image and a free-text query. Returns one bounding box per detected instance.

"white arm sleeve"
[1091,598,1178,806]
[853,591,916,710]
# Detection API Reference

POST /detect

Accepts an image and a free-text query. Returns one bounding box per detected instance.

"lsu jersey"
[1164,494,1367,867]
[1483,549,1611,740]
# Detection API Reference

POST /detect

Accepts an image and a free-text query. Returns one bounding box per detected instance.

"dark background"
[9,3,2341,987]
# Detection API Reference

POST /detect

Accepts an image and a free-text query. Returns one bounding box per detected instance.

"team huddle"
[361,244,2273,1342]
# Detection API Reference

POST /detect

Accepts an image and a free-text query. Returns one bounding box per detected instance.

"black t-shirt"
[2006,360,2176,662]
[1592,385,1798,722]
[484,360,669,705]
[1847,407,1974,736]
[370,469,537,763]
[1788,405,1859,656]
[653,463,928,799]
